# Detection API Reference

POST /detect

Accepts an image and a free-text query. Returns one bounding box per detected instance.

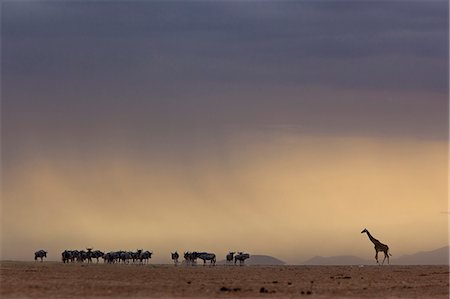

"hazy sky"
[1,1,448,263]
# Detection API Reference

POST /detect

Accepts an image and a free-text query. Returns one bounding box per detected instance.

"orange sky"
[2,134,447,263]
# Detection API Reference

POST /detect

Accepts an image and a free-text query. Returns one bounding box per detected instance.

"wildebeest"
[69,250,78,262]
[171,251,179,265]
[196,252,216,266]
[103,251,120,263]
[234,252,250,265]
[76,250,87,262]
[226,252,235,264]
[102,252,112,263]
[86,248,93,263]
[183,251,198,266]
[133,249,143,263]
[140,250,153,264]
[91,250,104,263]
[34,250,47,262]
[61,250,73,263]
[120,251,132,264]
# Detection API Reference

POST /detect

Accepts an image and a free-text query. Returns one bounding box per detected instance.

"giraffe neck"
[366,231,378,245]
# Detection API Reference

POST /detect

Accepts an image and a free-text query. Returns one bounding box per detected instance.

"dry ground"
[1,261,448,298]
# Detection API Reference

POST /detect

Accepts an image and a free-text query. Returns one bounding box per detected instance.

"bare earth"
[1,262,448,298]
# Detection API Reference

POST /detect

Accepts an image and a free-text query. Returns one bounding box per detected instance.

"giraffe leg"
[382,254,386,265]
[375,251,379,264]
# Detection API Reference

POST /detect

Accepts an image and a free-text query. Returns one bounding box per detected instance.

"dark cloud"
[1,0,448,156]
[3,1,447,88]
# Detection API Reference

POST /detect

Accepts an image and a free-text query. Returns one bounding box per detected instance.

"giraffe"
[361,228,392,265]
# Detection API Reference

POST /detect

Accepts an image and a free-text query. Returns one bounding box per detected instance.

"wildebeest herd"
[60,248,153,264]
[34,248,250,266]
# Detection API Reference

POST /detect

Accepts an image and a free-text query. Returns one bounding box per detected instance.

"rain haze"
[1,1,448,264]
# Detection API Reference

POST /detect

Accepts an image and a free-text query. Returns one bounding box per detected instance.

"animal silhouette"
[361,228,392,265]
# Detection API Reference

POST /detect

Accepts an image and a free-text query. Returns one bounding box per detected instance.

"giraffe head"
[361,228,368,234]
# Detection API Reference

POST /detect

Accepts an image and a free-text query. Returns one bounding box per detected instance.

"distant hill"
[217,255,285,265]
[393,246,449,265]
[303,255,370,265]
[302,246,449,265]
[246,255,285,265]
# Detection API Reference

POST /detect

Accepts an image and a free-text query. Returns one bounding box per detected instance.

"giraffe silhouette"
[361,228,392,265]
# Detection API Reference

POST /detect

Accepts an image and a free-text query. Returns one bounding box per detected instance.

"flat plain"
[1,261,448,298]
